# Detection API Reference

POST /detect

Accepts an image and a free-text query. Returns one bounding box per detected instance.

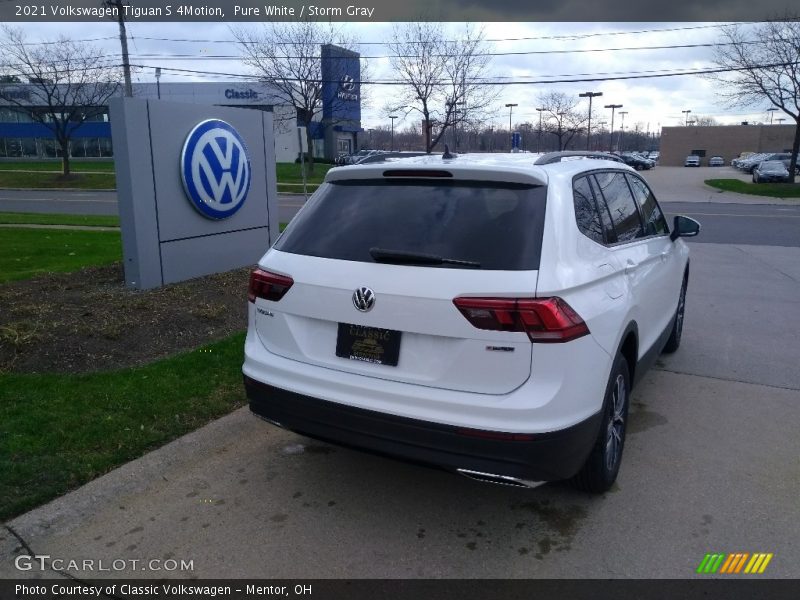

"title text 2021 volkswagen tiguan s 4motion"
[243,151,700,493]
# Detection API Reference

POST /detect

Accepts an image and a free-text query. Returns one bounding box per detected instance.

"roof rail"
[534,151,624,165]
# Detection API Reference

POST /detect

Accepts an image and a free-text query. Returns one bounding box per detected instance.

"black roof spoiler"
[534,151,624,165]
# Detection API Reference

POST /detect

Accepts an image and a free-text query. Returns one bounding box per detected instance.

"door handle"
[624,259,638,275]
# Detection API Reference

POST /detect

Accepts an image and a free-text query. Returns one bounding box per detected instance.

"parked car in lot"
[739,153,789,173]
[648,151,660,162]
[335,149,380,166]
[731,152,754,169]
[243,151,700,493]
[620,152,655,170]
[708,156,724,167]
[351,151,430,165]
[752,160,791,183]
[684,155,701,167]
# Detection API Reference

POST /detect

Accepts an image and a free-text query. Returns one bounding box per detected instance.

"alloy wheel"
[605,373,626,472]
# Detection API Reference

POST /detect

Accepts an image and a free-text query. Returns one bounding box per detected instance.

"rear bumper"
[244,375,602,482]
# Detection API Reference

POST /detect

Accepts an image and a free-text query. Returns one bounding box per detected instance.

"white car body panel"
[252,250,538,395]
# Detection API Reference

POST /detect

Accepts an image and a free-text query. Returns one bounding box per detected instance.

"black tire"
[570,354,630,494]
[662,275,688,354]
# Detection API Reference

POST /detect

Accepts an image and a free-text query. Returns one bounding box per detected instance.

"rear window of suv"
[274,179,547,270]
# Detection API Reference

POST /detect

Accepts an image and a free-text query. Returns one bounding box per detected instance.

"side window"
[572,176,604,244]
[588,175,617,244]
[626,175,668,236]
[593,171,644,243]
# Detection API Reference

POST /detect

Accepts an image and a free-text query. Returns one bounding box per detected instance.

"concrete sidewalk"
[2,369,798,579]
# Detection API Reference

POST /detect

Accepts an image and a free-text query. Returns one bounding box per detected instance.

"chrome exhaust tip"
[457,468,545,489]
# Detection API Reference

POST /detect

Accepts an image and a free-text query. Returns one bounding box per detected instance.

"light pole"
[596,121,607,151]
[535,107,545,153]
[389,115,397,151]
[155,67,161,99]
[605,103,622,152]
[579,91,603,150]
[104,0,132,97]
[505,103,518,151]
[618,111,628,152]
[777,118,786,125]
[682,109,691,126]
[767,108,778,124]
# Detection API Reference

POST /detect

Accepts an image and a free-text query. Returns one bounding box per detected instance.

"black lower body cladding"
[244,375,602,482]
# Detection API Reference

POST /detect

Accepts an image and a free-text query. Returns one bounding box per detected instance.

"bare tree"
[710,19,800,181]
[694,115,720,126]
[232,22,364,173]
[538,91,588,151]
[387,23,498,153]
[0,27,121,176]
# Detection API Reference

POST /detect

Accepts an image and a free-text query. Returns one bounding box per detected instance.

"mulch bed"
[0,263,251,374]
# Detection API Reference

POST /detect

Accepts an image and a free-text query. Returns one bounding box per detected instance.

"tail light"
[248,269,293,303]
[453,297,589,343]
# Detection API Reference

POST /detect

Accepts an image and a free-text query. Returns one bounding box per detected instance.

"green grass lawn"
[0,332,247,520]
[0,171,116,189]
[0,212,120,227]
[275,162,332,185]
[277,183,320,194]
[0,160,115,172]
[0,161,326,190]
[0,228,121,283]
[705,179,800,198]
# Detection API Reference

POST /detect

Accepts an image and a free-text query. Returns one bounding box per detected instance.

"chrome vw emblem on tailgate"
[352,287,375,312]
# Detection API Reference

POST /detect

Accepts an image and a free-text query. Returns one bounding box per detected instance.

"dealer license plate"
[335,323,401,366]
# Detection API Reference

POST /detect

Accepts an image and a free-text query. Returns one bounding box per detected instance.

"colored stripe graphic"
[720,553,748,574]
[734,553,749,573]
[697,554,726,573]
[696,554,713,574]
[698,552,773,574]
[719,554,736,574]
[744,553,774,574]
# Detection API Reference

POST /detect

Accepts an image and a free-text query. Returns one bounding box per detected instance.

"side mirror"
[670,215,701,241]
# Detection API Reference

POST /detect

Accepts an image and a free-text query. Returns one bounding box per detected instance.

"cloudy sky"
[11,21,781,133]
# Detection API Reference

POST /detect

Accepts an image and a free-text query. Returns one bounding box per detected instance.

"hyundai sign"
[321,45,361,123]
[180,119,251,220]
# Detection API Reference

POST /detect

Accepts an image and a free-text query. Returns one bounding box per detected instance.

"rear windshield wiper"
[369,247,481,268]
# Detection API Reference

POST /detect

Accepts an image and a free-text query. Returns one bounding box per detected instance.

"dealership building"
[0,44,363,163]
[659,123,796,166]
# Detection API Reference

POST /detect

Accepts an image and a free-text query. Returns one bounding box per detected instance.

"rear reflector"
[248,269,293,303]
[453,297,589,343]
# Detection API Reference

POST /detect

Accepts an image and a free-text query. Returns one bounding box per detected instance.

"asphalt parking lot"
[2,165,799,579]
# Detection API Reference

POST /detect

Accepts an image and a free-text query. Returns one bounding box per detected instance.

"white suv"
[243,151,700,493]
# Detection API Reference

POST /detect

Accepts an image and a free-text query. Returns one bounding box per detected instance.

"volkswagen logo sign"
[181,119,251,220]
[352,287,375,312]
[340,74,356,92]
